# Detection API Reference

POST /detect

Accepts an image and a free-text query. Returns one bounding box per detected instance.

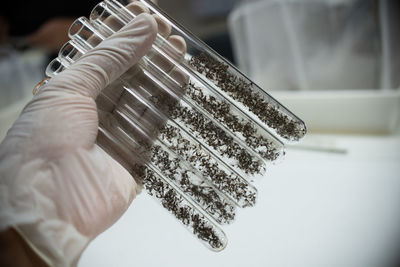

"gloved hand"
[0,13,157,267]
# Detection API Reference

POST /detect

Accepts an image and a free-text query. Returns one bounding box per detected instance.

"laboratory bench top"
[79,133,400,267]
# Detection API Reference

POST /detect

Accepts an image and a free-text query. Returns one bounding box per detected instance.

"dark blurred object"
[1,0,100,52]
[2,1,99,37]
[191,0,239,18]
[0,17,8,44]
[203,32,234,64]
[159,0,236,63]
[0,0,101,111]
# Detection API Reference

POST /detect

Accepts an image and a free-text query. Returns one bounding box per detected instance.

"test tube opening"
[58,41,84,64]
[68,17,87,40]
[90,2,126,34]
[69,17,104,49]
[45,58,65,77]
[90,2,108,22]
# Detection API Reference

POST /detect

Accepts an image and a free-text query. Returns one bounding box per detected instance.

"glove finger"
[46,13,158,99]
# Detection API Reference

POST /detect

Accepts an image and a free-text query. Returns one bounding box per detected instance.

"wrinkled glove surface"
[0,13,157,267]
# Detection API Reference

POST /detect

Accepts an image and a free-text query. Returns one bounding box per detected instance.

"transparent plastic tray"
[39,0,306,251]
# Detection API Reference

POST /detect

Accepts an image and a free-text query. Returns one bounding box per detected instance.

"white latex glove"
[0,13,157,267]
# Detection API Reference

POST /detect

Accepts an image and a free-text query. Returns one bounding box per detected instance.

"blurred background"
[1,0,400,266]
[1,0,399,138]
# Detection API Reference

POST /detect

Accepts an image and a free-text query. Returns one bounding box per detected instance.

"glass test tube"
[51,16,239,250]
[68,15,269,177]
[108,0,307,142]
[42,0,307,252]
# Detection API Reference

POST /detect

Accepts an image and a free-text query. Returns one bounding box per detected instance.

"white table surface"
[79,133,400,267]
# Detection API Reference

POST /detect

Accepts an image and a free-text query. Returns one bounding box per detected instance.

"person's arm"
[0,228,48,267]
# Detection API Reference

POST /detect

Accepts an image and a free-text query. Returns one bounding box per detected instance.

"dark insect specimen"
[137,166,225,250]
[189,52,306,141]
